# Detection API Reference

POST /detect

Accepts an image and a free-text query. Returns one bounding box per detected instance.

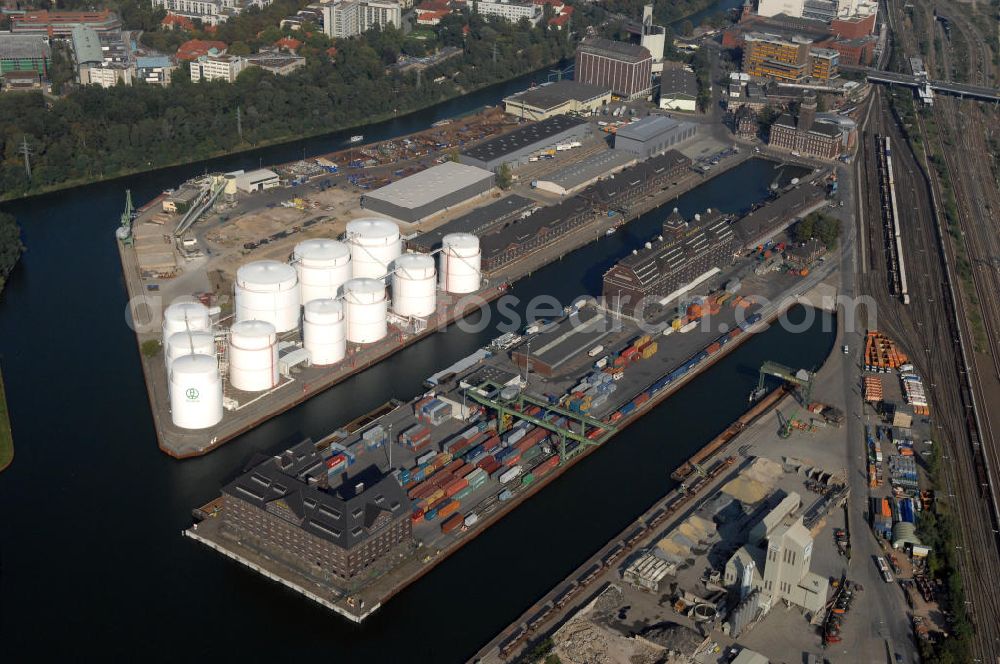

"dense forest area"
[0,6,582,198]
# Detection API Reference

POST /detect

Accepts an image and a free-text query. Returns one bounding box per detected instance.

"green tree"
[0,212,24,292]
[495,162,513,189]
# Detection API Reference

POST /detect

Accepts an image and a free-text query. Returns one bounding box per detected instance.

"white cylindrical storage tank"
[343,278,387,344]
[303,299,347,366]
[392,253,437,317]
[166,330,216,368]
[440,233,482,294]
[234,260,300,333]
[346,218,401,279]
[293,239,352,305]
[228,320,279,392]
[162,301,211,348]
[169,354,223,430]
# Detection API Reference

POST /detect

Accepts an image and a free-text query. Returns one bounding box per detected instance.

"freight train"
[882,136,910,305]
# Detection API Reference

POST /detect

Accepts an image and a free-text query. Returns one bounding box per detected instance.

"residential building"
[767,92,843,159]
[0,34,50,78]
[83,64,134,88]
[9,10,120,36]
[175,39,228,61]
[191,53,247,82]
[136,56,177,85]
[659,66,698,112]
[220,439,413,581]
[323,0,400,38]
[472,0,543,25]
[575,38,653,100]
[151,0,274,27]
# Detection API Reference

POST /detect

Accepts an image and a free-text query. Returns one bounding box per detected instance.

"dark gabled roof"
[461,115,588,163]
[577,37,652,62]
[660,68,698,98]
[224,441,410,551]
[408,194,535,251]
[479,196,591,259]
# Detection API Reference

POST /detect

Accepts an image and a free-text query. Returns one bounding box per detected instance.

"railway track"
[858,86,1000,661]
[875,0,1000,656]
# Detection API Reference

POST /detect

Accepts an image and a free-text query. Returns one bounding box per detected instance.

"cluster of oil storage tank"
[163,217,483,430]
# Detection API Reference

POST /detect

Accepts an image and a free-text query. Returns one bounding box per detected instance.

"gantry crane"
[751,361,814,438]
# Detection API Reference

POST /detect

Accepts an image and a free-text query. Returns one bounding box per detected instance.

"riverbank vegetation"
[0,9,582,199]
[0,212,23,293]
[0,365,13,473]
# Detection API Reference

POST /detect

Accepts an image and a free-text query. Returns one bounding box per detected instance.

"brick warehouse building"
[221,440,412,581]
[767,92,843,159]
[574,38,653,100]
[603,207,736,313]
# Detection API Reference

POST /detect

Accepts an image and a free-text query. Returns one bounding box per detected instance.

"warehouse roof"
[616,115,688,142]
[521,308,614,372]
[504,80,611,111]
[480,195,592,259]
[71,26,103,65]
[365,161,494,210]
[581,149,691,206]
[0,34,51,60]
[577,37,651,62]
[408,194,535,251]
[536,149,635,191]
[734,183,826,246]
[224,441,410,551]
[660,68,698,99]
[462,115,588,163]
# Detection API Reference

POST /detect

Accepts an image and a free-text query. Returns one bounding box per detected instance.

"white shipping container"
[505,429,527,446]
[588,345,605,357]
[594,357,609,369]
[499,465,523,484]
[464,513,480,527]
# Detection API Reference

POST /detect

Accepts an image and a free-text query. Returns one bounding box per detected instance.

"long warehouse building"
[480,149,692,273]
[407,194,536,252]
[459,115,591,171]
[362,161,495,223]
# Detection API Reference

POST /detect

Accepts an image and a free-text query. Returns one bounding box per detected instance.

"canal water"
[0,74,831,659]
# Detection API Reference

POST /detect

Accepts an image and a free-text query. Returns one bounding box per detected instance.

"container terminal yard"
[118,108,830,458]
[183,171,842,623]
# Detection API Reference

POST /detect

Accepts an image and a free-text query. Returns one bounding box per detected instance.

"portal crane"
[752,361,813,438]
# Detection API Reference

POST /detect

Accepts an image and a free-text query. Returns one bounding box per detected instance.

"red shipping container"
[445,478,469,497]
[441,513,463,533]
[325,454,346,469]
[484,460,502,477]
[611,411,624,422]
[482,436,501,453]
[477,454,496,470]
[445,458,465,474]
[502,453,521,467]
[411,509,425,523]
[635,393,650,405]
[455,464,475,478]
[411,438,433,455]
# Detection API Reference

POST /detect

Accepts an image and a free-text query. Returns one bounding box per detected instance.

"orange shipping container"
[445,477,469,497]
[881,498,892,518]
[438,499,461,518]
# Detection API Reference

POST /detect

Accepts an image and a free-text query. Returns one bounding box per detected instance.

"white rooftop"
[365,161,494,210]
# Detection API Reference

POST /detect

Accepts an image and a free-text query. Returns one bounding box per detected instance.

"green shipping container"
[454,485,473,501]
[521,444,542,463]
[521,473,535,486]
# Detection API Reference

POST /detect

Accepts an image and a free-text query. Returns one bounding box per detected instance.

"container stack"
[869,496,893,538]
[415,396,452,426]
[399,423,432,453]
[864,330,908,372]
[900,372,929,415]
[362,424,387,450]
[863,376,883,402]
[889,455,919,492]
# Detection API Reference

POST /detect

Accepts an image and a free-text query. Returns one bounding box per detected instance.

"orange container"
[441,513,463,533]
[438,499,461,518]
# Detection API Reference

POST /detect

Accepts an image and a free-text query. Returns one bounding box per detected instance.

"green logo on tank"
[186,388,200,400]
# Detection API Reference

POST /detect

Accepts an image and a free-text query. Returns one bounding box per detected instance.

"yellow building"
[809,48,840,80]
[742,32,811,81]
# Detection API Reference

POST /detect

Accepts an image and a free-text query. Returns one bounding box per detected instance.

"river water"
[0,69,832,660]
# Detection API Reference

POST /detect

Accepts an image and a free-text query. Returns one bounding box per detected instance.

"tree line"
[0,8,582,199]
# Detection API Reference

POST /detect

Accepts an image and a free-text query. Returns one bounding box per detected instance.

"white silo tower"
[228,320,279,392]
[169,354,224,429]
[343,278,388,344]
[345,218,401,279]
[440,233,482,294]
[392,253,437,318]
[293,239,352,305]
[224,174,238,203]
[303,299,347,365]
[165,329,216,369]
[162,301,211,349]
[234,260,301,333]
